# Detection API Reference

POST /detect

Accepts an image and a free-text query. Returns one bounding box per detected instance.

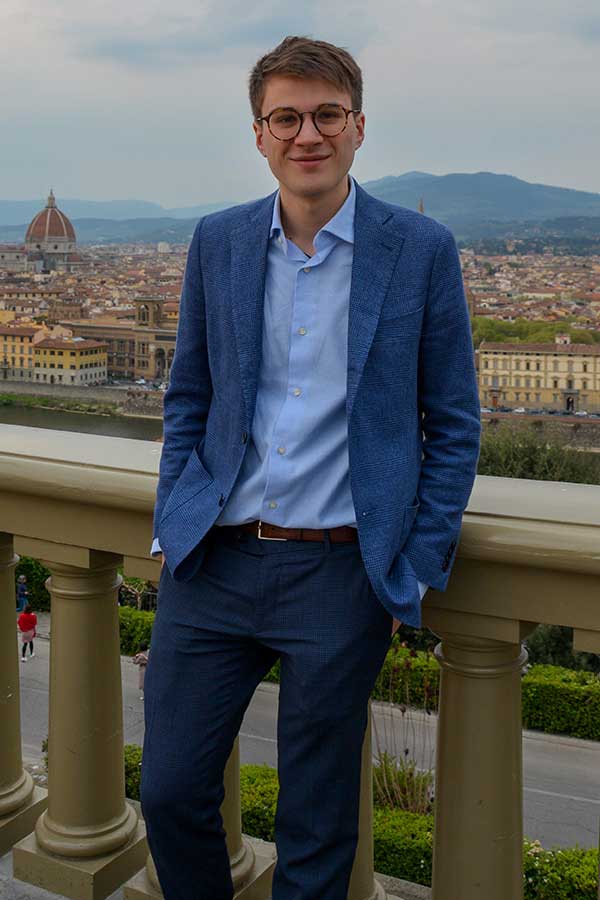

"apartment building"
[479,334,600,412]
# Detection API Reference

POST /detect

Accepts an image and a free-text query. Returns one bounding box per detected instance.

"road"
[18,636,600,851]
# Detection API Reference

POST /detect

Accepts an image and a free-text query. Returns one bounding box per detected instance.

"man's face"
[254,75,365,201]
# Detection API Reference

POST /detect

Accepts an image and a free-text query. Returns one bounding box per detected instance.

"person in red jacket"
[17,604,37,662]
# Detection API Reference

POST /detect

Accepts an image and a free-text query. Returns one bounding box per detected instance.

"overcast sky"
[1,0,598,207]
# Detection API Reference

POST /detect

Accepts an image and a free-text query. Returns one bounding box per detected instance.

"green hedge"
[521,665,600,741]
[124,756,598,897]
[118,606,155,655]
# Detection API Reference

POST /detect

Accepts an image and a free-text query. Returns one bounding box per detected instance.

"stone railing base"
[13,817,147,900]
[0,786,47,858]
[123,835,276,900]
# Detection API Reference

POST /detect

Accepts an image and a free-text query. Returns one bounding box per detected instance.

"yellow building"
[0,326,37,381]
[33,338,107,386]
[479,335,600,413]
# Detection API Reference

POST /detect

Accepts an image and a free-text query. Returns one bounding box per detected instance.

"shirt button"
[303,267,311,273]
[293,388,302,397]
[277,446,286,455]
[298,327,307,336]
[268,501,278,509]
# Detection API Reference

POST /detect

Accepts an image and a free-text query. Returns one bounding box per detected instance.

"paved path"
[16,623,600,851]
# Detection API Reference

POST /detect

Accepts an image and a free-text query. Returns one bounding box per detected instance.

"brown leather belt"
[224,520,358,543]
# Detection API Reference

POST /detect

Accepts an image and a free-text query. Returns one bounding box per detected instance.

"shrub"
[124,744,143,800]
[373,752,434,816]
[372,643,440,709]
[525,625,599,674]
[477,423,600,484]
[523,840,599,900]
[521,665,600,741]
[119,606,155,655]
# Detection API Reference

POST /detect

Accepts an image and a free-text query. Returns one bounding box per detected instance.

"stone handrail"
[1,423,599,900]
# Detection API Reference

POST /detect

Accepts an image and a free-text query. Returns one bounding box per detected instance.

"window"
[583,363,588,373]
[583,381,588,390]
[536,362,541,371]
[535,393,541,401]
[567,379,573,389]
[553,379,558,389]
[525,362,530,371]
[70,365,76,370]
[525,377,531,388]
[484,360,489,369]
[553,360,559,371]
[515,377,521,387]
[515,361,520,371]
[536,379,541,388]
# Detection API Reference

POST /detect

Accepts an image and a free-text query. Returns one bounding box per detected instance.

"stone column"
[431,633,527,900]
[13,551,147,900]
[348,707,386,900]
[124,737,276,899]
[0,533,47,856]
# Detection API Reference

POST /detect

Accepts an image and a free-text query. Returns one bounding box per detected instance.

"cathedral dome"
[25,190,76,244]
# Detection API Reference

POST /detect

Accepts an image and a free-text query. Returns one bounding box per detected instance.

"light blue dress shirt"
[153,178,428,604]
[218,178,357,528]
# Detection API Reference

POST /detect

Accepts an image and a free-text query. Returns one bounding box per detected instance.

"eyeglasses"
[256,103,361,141]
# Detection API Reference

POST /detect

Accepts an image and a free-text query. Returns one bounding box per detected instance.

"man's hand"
[391,617,402,636]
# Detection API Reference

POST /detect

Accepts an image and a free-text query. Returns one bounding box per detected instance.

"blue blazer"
[154,183,480,628]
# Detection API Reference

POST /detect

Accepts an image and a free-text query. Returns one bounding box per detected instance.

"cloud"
[1,0,599,202]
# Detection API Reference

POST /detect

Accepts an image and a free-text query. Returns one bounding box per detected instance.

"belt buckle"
[257,519,287,541]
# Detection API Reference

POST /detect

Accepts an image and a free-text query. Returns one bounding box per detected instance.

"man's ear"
[253,121,267,157]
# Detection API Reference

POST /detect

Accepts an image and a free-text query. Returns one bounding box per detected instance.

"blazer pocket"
[373,305,425,342]
[399,498,420,545]
[159,447,214,523]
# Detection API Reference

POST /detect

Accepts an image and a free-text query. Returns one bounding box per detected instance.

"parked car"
[135,378,146,385]
[513,407,526,414]
[574,410,588,417]
[480,407,493,413]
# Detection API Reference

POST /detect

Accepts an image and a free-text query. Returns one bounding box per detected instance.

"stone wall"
[0,380,164,418]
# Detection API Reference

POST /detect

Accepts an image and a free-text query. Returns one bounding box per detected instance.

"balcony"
[1,424,599,900]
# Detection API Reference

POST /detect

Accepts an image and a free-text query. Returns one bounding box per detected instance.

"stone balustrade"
[0,423,599,900]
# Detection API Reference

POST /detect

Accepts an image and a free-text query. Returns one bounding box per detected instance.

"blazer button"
[241,431,248,444]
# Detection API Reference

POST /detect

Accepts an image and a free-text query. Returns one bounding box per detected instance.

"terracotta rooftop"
[35,338,107,350]
[480,341,600,355]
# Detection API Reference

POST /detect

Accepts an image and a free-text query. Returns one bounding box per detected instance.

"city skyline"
[1,0,599,205]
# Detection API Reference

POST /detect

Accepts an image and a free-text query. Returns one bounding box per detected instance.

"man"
[142,35,480,900]
[16,574,28,613]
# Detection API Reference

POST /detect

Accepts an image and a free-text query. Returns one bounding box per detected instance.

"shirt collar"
[269,176,356,247]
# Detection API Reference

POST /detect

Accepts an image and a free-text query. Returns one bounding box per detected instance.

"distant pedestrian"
[16,574,28,613]
[133,642,149,699]
[17,604,37,662]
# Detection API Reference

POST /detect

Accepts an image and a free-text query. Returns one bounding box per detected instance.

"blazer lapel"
[229,194,276,424]
[347,186,406,418]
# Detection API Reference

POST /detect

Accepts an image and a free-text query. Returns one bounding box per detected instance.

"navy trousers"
[141,528,392,900]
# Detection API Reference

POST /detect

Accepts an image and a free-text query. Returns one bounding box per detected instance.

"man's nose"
[295,113,324,143]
